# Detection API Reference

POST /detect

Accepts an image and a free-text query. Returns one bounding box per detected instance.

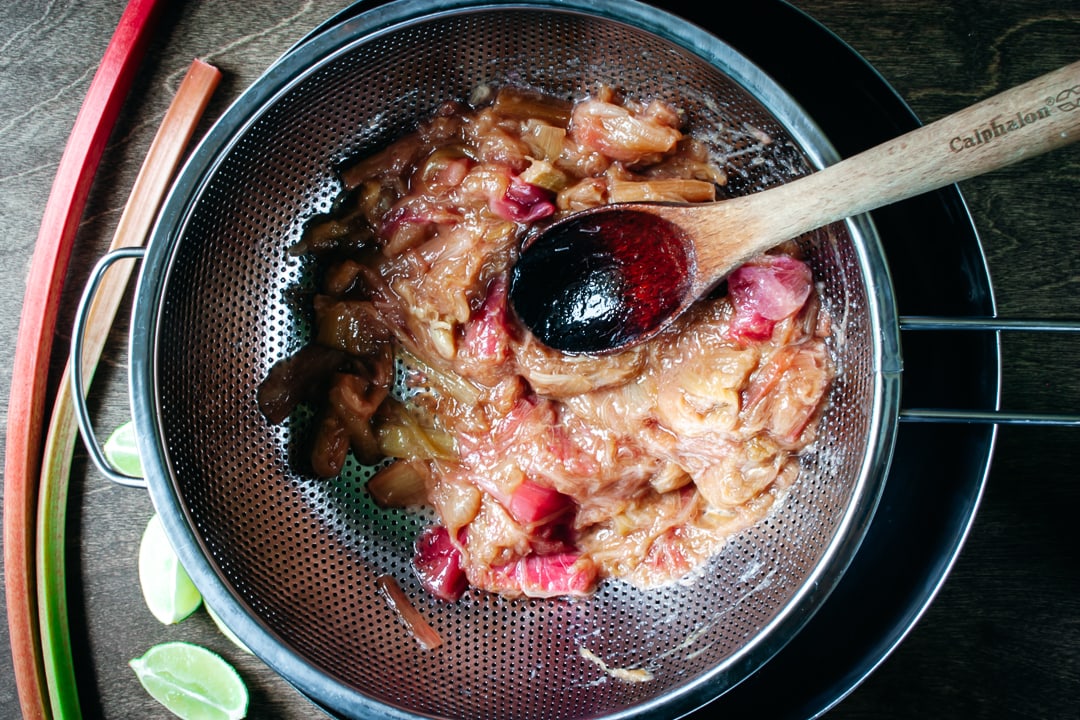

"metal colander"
[115,1,900,717]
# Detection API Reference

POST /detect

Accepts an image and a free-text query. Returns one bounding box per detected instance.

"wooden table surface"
[1,1,1077,718]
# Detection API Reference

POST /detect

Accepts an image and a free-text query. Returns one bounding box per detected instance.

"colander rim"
[128,1,901,718]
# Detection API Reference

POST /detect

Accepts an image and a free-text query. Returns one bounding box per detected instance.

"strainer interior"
[139,2,896,718]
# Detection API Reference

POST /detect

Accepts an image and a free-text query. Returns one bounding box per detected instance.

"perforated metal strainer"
[77,1,903,717]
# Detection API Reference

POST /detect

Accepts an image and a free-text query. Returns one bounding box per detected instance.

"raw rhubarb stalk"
[3,1,164,717]
[36,58,220,720]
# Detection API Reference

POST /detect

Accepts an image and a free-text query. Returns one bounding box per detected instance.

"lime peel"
[130,641,248,720]
[104,419,144,477]
[139,513,202,624]
[205,604,253,655]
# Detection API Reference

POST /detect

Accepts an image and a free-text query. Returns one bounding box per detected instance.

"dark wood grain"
[1,1,1077,718]
[790,3,1080,719]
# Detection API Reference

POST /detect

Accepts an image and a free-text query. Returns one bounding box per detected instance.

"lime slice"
[104,419,144,477]
[139,513,202,624]
[129,641,248,720]
[205,604,252,655]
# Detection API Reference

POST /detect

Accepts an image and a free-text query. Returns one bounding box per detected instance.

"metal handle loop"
[899,315,1080,426]
[70,246,148,488]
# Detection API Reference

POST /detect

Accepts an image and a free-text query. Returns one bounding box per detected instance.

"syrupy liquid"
[509,209,693,354]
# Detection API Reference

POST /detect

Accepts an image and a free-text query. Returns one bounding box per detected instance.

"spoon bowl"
[510,59,1080,354]
[510,208,693,353]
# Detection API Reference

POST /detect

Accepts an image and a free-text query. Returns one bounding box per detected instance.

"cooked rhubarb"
[259,84,834,599]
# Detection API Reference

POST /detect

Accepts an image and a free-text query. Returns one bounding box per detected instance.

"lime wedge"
[205,604,252,655]
[129,641,248,720]
[104,419,144,477]
[139,513,202,624]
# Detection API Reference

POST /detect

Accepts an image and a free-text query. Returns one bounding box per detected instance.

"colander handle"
[70,246,148,488]
[898,315,1080,426]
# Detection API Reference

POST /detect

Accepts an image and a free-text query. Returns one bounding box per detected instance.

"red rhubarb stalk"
[37,58,220,720]
[3,1,164,717]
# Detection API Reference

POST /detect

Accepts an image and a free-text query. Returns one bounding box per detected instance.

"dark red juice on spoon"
[509,209,693,354]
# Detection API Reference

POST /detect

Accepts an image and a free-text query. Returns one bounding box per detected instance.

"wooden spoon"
[509,60,1080,354]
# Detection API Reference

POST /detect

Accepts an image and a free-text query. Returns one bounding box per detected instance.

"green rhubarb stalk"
[36,58,220,720]
[3,2,164,717]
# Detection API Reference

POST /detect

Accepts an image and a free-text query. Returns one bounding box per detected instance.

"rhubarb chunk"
[413,525,467,602]
[727,255,813,342]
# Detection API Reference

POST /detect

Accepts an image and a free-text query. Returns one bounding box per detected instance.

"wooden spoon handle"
[693,59,1080,288]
